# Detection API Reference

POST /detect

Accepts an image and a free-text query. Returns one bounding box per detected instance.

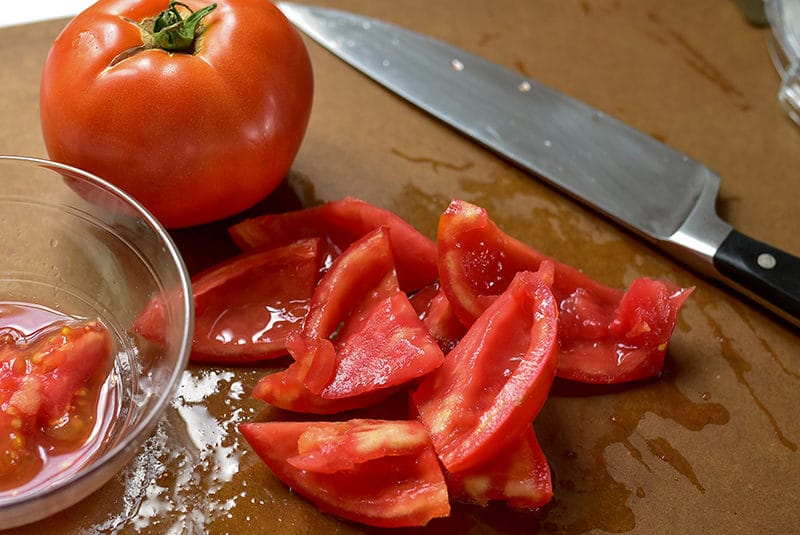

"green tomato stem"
[147,1,217,52]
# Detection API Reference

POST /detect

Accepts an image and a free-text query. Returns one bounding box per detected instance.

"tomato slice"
[294,228,443,398]
[135,238,321,364]
[413,269,559,473]
[239,419,450,528]
[446,426,553,509]
[437,199,693,384]
[558,277,694,383]
[228,197,438,292]
[228,204,345,268]
[1,319,113,489]
[314,291,445,399]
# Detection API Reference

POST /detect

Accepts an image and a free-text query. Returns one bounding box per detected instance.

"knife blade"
[277,2,800,328]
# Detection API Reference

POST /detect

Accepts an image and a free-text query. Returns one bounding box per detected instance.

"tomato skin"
[239,419,450,528]
[413,269,559,473]
[39,0,313,228]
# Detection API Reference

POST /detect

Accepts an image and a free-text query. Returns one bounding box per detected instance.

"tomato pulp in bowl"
[0,155,193,528]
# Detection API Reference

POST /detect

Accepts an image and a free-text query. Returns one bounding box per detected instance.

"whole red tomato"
[40,0,313,228]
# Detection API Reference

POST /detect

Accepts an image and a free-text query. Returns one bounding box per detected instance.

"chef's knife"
[277,2,800,328]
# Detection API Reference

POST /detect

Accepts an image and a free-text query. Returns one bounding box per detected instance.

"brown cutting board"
[1,0,798,533]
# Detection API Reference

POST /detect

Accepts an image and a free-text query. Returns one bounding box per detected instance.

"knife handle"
[713,229,800,328]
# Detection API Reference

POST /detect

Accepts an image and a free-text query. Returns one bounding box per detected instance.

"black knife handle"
[713,229,800,327]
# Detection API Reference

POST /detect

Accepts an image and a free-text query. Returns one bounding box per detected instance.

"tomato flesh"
[1,311,113,490]
[239,419,450,527]
[288,419,431,473]
[413,269,559,473]
[410,283,468,354]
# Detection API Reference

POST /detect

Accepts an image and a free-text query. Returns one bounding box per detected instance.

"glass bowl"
[0,155,193,527]
[766,0,800,125]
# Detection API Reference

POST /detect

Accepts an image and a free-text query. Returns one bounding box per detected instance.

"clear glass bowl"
[766,0,800,125]
[0,155,193,527]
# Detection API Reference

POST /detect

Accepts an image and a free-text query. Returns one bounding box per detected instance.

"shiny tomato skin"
[40,0,313,228]
[135,238,322,364]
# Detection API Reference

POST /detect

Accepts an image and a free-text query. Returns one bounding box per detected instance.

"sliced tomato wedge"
[228,196,438,292]
[314,291,445,399]
[1,319,113,488]
[228,204,345,269]
[289,227,442,399]
[413,268,559,473]
[437,199,693,384]
[446,426,553,509]
[558,277,694,383]
[135,238,321,364]
[239,419,450,528]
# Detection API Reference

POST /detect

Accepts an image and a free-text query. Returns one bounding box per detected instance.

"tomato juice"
[0,302,120,496]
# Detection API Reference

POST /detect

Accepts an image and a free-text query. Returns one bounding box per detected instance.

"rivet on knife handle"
[713,230,800,323]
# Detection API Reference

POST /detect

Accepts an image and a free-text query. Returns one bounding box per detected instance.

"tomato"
[229,197,438,292]
[40,0,313,228]
[437,199,693,384]
[251,228,443,411]
[135,238,321,363]
[239,419,450,528]
[413,268,559,473]
[1,318,113,489]
[445,426,553,509]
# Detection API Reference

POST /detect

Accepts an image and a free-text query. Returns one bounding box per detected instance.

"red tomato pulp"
[0,303,116,493]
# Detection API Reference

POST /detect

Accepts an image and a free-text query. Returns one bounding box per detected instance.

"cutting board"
[1,1,798,533]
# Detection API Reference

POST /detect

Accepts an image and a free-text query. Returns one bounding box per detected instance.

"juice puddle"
[0,301,121,498]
